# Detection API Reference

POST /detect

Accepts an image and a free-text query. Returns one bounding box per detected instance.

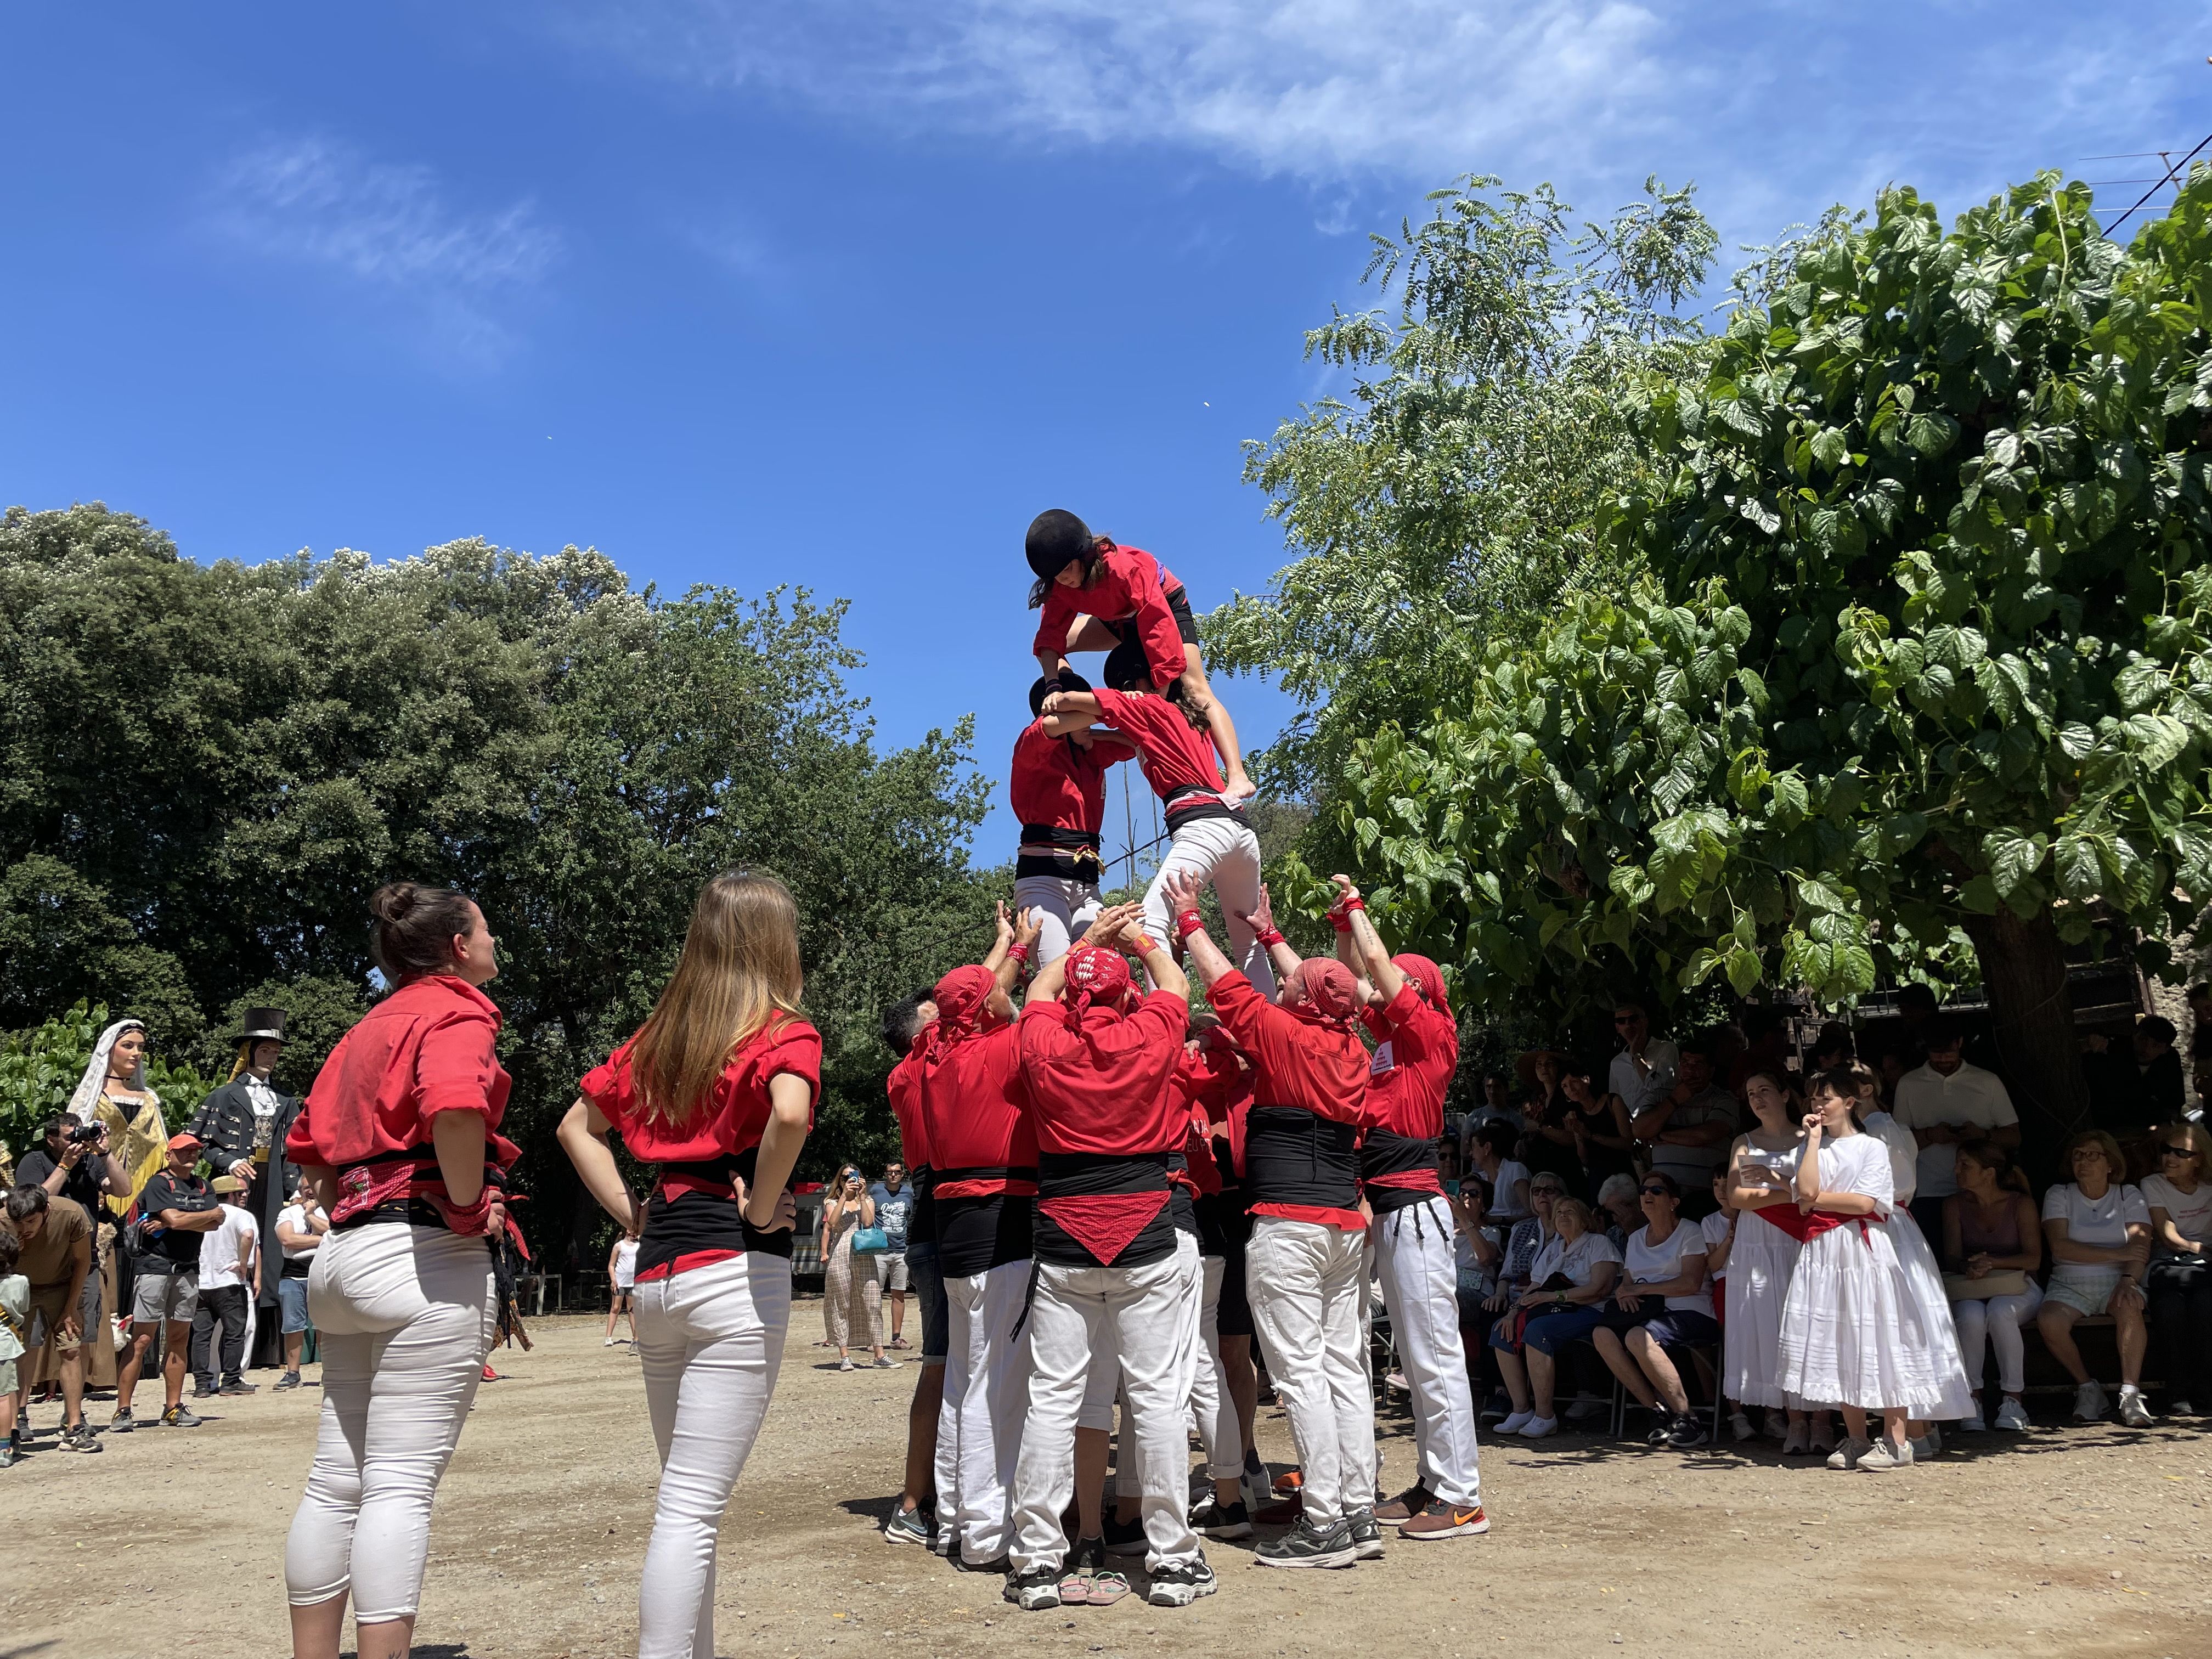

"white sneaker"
[1959,1407,1987,1431]
[1995,1397,2032,1431]
[2118,1386,2154,1428]
[1860,1437,1914,1472]
[2073,1379,2109,1422]
[2171,1398,2195,1417]
[1825,1435,1871,1471]
[1730,1410,1756,1442]
[603,1338,618,1347]
[1497,1410,1534,1436]
[1518,1415,1558,1439]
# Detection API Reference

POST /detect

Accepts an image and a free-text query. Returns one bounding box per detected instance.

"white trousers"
[1187,1252,1243,1480]
[286,1226,495,1621]
[634,1252,792,1659]
[1246,1217,1373,1526]
[937,1259,1034,1564]
[1013,1237,1204,1573]
[1139,817,1275,998]
[1012,872,1103,968]
[1372,1197,1482,1506]
[1953,1282,2044,1395]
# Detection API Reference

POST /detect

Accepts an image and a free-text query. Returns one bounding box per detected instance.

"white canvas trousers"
[1012,872,1103,968]
[633,1252,792,1659]
[285,1225,495,1621]
[1245,1217,1373,1526]
[1138,817,1276,997]
[1013,1236,1203,1574]
[1372,1196,1482,1506]
[937,1259,1034,1564]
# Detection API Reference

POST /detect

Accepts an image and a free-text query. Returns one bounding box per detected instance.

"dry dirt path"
[5,1306,2211,1658]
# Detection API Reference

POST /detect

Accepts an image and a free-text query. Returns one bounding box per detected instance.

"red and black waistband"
[1035,1151,1180,1268]
[1163,783,1247,834]
[1361,1131,1444,1209]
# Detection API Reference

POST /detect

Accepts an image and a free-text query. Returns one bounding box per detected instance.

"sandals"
[1057,1538,1129,1606]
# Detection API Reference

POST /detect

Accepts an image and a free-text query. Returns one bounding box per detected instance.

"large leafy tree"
[1207,176,1719,800]
[1317,171,2212,1149]
[0,504,1001,1259]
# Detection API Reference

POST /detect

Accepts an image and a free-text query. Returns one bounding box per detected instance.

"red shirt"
[289,975,518,1178]
[888,1052,928,1170]
[1091,687,1227,807]
[1207,970,1370,1229]
[918,1022,1037,1197]
[1178,1045,1254,1185]
[1031,544,1185,689]
[580,1015,821,1165]
[1017,992,1190,1156]
[1008,720,1123,838]
[1361,982,1459,1192]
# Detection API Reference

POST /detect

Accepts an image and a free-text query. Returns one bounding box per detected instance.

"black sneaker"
[1253,1517,1357,1570]
[1667,1412,1709,1450]
[190,1382,217,1400]
[1192,1497,1252,1540]
[1644,1412,1672,1447]
[1102,1511,1148,1557]
[1347,1508,1385,1561]
[273,1372,303,1392]
[109,1409,136,1435]
[1002,1565,1062,1611]
[220,1380,257,1396]
[1146,1554,1218,1607]
[160,1404,204,1429]
[60,1424,104,1454]
[952,1554,1010,1573]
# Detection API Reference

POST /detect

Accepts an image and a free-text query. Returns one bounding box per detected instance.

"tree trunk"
[1959,904,2089,1178]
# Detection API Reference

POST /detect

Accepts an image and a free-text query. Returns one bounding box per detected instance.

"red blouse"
[580,1016,821,1165]
[1031,544,1186,689]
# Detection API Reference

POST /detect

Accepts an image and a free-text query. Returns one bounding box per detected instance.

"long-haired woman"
[1722,1067,1815,1449]
[284,884,518,1659]
[821,1163,887,1370]
[558,870,816,1659]
[1941,1140,2044,1430]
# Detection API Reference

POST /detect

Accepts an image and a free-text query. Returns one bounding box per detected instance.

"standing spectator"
[1892,1020,2021,1237]
[272,1176,326,1390]
[1516,1049,1580,1188]
[1724,1068,1817,1451]
[1631,1039,1739,1220]
[1558,1059,1635,1204]
[1458,1074,1522,1164]
[14,1114,125,1399]
[603,1229,640,1347]
[2035,1130,2153,1426]
[2130,1018,2187,1132]
[821,1165,887,1371]
[1728,1008,1796,1094]
[1702,1174,1748,1440]
[1889,983,1940,1070]
[3,1187,102,1453]
[871,1160,916,1350]
[2187,984,2212,1111]
[1486,1195,1621,1438]
[190,1174,262,1398]
[2141,1122,2212,1415]
[1608,1001,1679,1116]
[0,1231,24,1466]
[1465,1122,1530,1228]
[113,1131,224,1432]
[1942,1141,2044,1431]
[187,1008,303,1369]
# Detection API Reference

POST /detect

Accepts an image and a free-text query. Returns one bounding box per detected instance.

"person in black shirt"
[112,1132,224,1433]
[16,1113,128,1217]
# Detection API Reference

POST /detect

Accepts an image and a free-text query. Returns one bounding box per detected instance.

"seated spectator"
[1940,1140,2044,1432]
[1468,1121,1531,1228]
[1592,1171,1719,1448]
[1488,1173,1566,1317]
[1558,1058,1635,1202]
[1630,1037,1739,1220]
[1486,1195,1621,1438]
[1596,1173,1641,1248]
[2141,1121,2212,1416]
[2035,1130,2153,1426]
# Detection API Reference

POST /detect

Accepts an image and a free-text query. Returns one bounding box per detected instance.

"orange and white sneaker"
[1399,1499,1489,1540]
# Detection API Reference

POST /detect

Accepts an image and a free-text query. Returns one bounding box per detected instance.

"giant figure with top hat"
[187,1008,302,1358]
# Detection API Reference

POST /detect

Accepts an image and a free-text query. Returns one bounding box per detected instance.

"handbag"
[1943,1269,2030,1301]
[851,1225,890,1256]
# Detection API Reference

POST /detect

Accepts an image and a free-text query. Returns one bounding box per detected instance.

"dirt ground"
[6,1301,2211,1659]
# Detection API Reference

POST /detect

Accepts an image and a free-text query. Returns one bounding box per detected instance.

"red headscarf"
[1061,944,1132,1029]
[1391,953,1451,1018]
[922,964,996,1064]
[1288,958,1361,1025]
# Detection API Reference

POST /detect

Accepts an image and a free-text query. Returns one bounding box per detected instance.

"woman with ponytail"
[558,870,817,1659]
[284,883,518,1659]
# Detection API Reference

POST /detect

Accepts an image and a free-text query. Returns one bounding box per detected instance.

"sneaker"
[160,1404,203,1429]
[1192,1497,1252,1540]
[883,1505,933,1547]
[220,1381,256,1396]
[1922,1423,1942,1454]
[1809,1418,1837,1454]
[1995,1396,2032,1432]
[1825,1436,1872,1471]
[1644,1414,1673,1448]
[889,1335,911,1349]
[839,1357,856,1373]
[1346,1509,1385,1561]
[1667,1412,1709,1450]
[603,1338,619,1346]
[953,1554,1011,1574]
[873,1355,896,1369]
[1763,1408,1789,1439]
[1399,1499,1489,1540]
[1781,1422,1811,1456]
[190,1381,218,1400]
[1959,1407,1987,1432]
[1517,1415,1558,1439]
[273,1371,303,1392]
[1253,1518,1357,1570]
[1002,1565,1062,1612]
[1102,1512,1148,1556]
[2073,1379,2109,1423]
[1240,1457,1271,1514]
[2118,1386,2154,1428]
[1859,1437,1914,1471]
[1146,1555,1218,1606]
[1272,1466,1303,1494]
[1373,1482,1432,1525]
[1730,1409,1756,1442]
[1496,1410,1534,1436]
[1909,1435,1938,1460]
[59,1424,103,1454]
[109,1408,136,1435]
[1564,1397,1606,1423]
[2170,1398,2195,1417]
[0,1444,13,1469]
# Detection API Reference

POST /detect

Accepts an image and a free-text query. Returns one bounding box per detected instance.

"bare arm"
[156,1205,228,1233]
[983,901,1016,981]
[2150,1205,2205,1257]
[743,1074,814,1231]
[557,1097,645,1232]
[1163,870,1234,988]
[430,1109,488,1208]
[2045,1214,2140,1267]
[1039,689,1104,737]
[1330,875,1404,1005]
[1234,884,1304,986]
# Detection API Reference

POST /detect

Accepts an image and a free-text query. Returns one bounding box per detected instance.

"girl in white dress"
[1778,1068,1953,1471]
[1723,1068,1826,1451]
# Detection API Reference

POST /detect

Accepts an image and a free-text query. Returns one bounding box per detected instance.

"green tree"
[1207,176,1718,801]
[1318,171,2212,1150]
[0,1001,212,1157]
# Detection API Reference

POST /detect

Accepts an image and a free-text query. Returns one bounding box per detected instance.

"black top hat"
[238,1007,288,1043]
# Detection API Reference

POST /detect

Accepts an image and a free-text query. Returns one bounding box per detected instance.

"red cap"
[167,1131,202,1153]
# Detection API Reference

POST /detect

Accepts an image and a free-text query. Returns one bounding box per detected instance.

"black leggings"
[2146,1257,2212,1403]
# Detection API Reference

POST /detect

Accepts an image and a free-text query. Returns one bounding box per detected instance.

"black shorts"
[1108,584,1201,652]
[1215,1204,1254,1339]
[1600,1299,1722,1351]
[909,1246,950,1364]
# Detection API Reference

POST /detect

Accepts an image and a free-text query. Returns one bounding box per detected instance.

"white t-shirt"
[1892,1062,2018,1198]
[2134,1175,2209,1259]
[1861,1111,1921,1206]
[1699,1208,1734,1262]
[199,1204,260,1290]
[276,1202,319,1262]
[1530,1229,1622,1289]
[1482,1159,1532,1220]
[1624,1221,1712,1314]
[2041,1182,2151,1251]
[613,1238,640,1288]
[1609,1040,1680,1114]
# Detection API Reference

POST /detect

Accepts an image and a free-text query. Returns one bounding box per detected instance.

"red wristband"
[1007,943,1030,964]
[1175,909,1206,941]
[1257,927,1285,949]
[1132,932,1159,956]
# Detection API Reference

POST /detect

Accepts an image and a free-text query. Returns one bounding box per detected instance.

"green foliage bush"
[1,1001,212,1161]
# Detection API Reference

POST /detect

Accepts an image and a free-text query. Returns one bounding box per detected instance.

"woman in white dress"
[1778,1068,1953,1471]
[1722,1068,1821,1450]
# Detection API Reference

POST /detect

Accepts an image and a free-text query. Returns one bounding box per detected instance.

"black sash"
[1243,1106,1361,1213]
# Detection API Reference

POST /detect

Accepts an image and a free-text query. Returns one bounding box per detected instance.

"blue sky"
[4,3,2205,867]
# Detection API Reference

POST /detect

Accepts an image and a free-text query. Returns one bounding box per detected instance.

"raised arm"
[1235,883,1304,987]
[1330,875,1404,1005]
[1163,868,1235,989]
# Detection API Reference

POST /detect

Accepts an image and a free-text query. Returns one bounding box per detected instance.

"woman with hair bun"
[283,882,518,1659]
[558,869,816,1659]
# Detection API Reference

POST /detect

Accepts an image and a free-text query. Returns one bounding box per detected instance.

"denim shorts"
[1489,1302,1609,1357]
[279,1277,312,1335]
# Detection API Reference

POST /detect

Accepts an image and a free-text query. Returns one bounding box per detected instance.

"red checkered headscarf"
[1060,944,1132,1029]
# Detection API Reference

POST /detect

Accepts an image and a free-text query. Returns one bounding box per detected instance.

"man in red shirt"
[1163,868,1376,1571]
[1009,671,1134,967]
[1002,909,1216,1611]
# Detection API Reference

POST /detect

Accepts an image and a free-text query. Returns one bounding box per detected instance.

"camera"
[67,1122,105,1146]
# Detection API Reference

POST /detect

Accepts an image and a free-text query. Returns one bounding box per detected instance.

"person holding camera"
[822,1164,887,1371]
[18,1113,129,1215]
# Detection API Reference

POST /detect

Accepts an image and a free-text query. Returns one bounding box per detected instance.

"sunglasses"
[1614,1014,1640,1026]
[1639,1185,1672,1197]
[1531,1184,1566,1196]
[2160,1146,2198,1159]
